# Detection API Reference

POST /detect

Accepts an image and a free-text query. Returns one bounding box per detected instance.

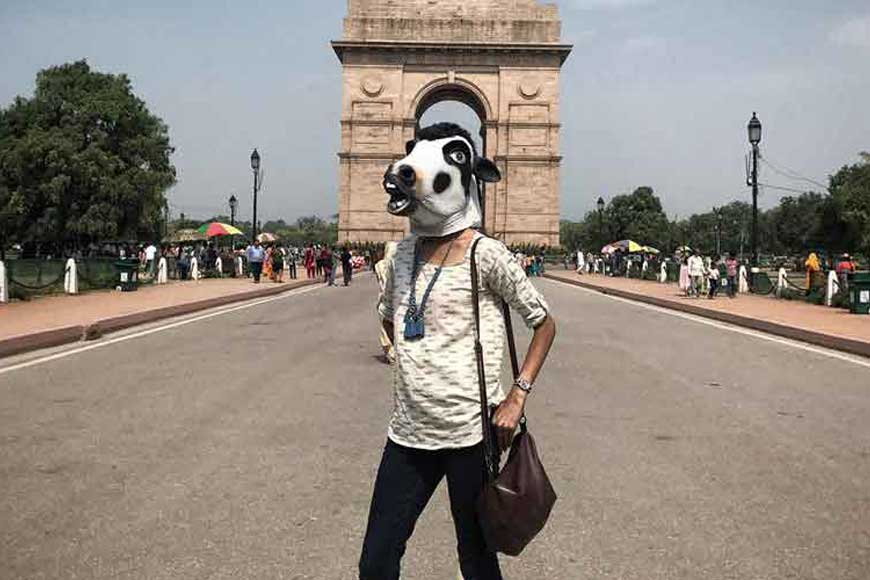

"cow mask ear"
[473,157,501,183]
[405,140,417,155]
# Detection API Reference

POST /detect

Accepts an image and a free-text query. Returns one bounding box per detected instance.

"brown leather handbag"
[470,238,557,557]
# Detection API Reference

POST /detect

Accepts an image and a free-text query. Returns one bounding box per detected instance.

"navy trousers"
[359,440,502,580]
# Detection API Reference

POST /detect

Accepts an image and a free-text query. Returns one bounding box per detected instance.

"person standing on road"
[687,251,704,298]
[328,247,339,286]
[304,244,315,279]
[271,245,285,283]
[707,257,721,299]
[805,252,821,295]
[287,247,298,280]
[341,246,354,286]
[144,242,157,275]
[246,240,265,283]
[725,253,739,298]
[359,123,557,580]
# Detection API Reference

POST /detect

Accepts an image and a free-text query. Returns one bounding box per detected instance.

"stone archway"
[333,0,572,245]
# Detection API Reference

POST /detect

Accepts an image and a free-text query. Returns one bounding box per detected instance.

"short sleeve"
[477,238,550,328]
[376,255,394,321]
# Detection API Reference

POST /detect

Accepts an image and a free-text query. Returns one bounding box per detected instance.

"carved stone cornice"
[333,40,572,67]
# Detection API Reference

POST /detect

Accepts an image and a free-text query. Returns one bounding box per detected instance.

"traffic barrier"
[739,265,749,293]
[775,267,787,298]
[157,257,168,284]
[63,258,78,294]
[0,260,7,303]
[826,270,840,307]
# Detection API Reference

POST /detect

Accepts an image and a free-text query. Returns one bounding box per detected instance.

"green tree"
[605,186,670,249]
[828,152,870,256]
[0,60,176,250]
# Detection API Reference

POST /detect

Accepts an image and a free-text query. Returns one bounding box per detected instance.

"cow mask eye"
[449,150,467,164]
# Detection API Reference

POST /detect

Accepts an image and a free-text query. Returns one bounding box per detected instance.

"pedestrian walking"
[177,247,191,280]
[707,258,721,299]
[725,253,739,298]
[341,246,353,286]
[304,244,316,279]
[360,123,557,580]
[246,240,265,283]
[328,247,338,286]
[805,252,821,295]
[144,242,157,275]
[316,245,325,279]
[271,245,285,283]
[687,251,704,298]
[287,248,298,280]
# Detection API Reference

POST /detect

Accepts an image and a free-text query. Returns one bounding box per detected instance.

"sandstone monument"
[333,0,572,245]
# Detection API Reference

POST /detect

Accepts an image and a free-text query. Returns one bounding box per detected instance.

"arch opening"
[413,83,489,155]
[414,84,491,230]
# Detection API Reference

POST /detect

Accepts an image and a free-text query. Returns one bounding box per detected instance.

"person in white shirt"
[576,249,585,275]
[687,252,704,298]
[144,243,157,274]
[707,258,721,299]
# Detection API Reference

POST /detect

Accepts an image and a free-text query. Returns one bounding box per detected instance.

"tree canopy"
[0,60,176,252]
[562,152,869,260]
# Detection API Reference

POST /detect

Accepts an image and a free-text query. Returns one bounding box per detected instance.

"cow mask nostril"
[397,165,416,186]
[433,172,451,194]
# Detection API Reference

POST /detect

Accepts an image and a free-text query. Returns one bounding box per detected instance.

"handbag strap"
[470,235,523,480]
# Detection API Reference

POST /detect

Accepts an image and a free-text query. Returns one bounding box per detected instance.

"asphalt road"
[1,275,869,579]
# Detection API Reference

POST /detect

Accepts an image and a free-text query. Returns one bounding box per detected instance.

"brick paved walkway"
[0,277,316,342]
[546,270,870,349]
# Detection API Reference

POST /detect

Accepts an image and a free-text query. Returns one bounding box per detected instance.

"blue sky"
[2,1,869,223]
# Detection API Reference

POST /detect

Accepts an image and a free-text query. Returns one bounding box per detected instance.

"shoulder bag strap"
[470,236,499,480]
[471,236,525,480]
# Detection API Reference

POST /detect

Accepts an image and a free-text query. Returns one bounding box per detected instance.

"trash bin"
[115,259,140,292]
[847,272,870,315]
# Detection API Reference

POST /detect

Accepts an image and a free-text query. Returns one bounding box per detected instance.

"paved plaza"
[1,276,869,579]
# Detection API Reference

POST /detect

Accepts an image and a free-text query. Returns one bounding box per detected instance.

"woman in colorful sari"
[262,244,274,281]
[805,252,821,295]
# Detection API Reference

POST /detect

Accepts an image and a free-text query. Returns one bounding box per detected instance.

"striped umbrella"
[198,222,243,237]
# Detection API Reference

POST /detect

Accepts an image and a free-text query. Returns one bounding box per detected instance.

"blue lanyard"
[404,237,456,339]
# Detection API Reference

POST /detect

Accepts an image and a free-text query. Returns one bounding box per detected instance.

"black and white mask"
[383,124,501,238]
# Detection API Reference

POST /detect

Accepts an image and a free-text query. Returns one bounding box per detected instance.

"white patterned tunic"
[378,233,550,450]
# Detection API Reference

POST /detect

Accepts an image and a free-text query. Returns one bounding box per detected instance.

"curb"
[0,278,319,360]
[544,273,870,359]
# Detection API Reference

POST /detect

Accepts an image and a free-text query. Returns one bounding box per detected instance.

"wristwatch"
[514,377,533,394]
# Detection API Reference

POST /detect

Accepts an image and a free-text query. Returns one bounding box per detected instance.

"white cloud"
[830,15,870,49]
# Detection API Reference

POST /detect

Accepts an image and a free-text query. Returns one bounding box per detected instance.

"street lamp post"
[228,194,238,250]
[250,149,261,242]
[714,207,722,256]
[597,197,605,249]
[228,195,238,227]
[747,113,762,267]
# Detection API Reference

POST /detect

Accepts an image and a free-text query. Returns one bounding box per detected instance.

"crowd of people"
[566,245,863,300]
[89,237,384,289]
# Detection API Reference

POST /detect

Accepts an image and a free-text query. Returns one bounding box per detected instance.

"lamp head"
[748,112,762,146]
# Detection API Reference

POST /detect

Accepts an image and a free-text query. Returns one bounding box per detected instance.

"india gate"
[333,0,572,246]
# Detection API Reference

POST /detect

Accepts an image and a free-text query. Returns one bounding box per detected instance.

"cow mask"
[383,123,501,238]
